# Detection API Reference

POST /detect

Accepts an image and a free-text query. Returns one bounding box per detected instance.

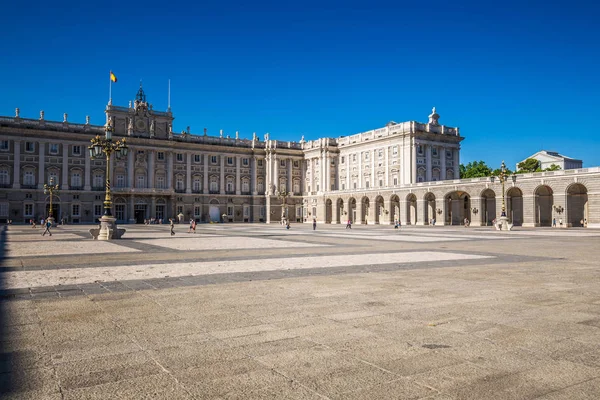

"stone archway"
[361,196,370,224]
[336,198,344,224]
[390,195,400,224]
[406,194,417,225]
[534,185,553,227]
[325,199,333,224]
[567,183,588,227]
[506,187,523,226]
[348,197,357,223]
[424,192,436,225]
[480,189,496,226]
[445,191,471,225]
[375,196,385,224]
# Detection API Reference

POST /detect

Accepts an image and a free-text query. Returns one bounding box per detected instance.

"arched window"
[210,176,218,192]
[71,170,82,188]
[193,176,201,192]
[242,178,250,193]
[0,168,9,185]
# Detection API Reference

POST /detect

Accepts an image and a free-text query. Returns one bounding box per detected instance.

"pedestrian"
[312,217,317,231]
[394,220,399,229]
[188,218,194,233]
[170,218,175,236]
[346,219,352,229]
[41,218,45,226]
[559,218,563,227]
[31,219,37,228]
[42,219,52,236]
[286,221,290,230]
[192,219,197,233]
[552,218,556,227]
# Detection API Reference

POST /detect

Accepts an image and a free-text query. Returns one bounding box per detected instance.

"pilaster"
[13,140,20,188]
[38,142,45,189]
[61,143,69,190]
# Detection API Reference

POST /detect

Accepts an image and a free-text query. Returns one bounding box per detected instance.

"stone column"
[383,199,392,225]
[203,153,209,194]
[84,148,91,190]
[300,159,306,194]
[425,144,432,182]
[186,152,192,193]
[147,150,154,188]
[251,156,257,195]
[13,140,20,189]
[325,152,331,192]
[356,198,364,224]
[266,196,271,224]
[371,149,375,188]
[411,141,417,184]
[219,155,225,193]
[384,147,389,187]
[470,197,482,226]
[127,148,134,188]
[129,196,135,224]
[358,153,362,189]
[236,155,241,195]
[151,196,156,220]
[453,148,460,179]
[273,153,279,191]
[167,152,173,189]
[438,199,448,226]
[38,142,45,189]
[62,143,69,189]
[346,158,350,190]
[287,158,292,193]
[440,147,446,181]
[417,199,427,225]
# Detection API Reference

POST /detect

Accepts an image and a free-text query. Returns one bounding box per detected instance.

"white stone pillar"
[84,147,91,190]
[384,146,389,187]
[127,148,134,188]
[287,158,292,193]
[61,143,69,189]
[147,150,154,188]
[358,152,362,189]
[411,141,417,184]
[371,149,375,188]
[236,155,241,195]
[325,151,330,192]
[219,155,225,193]
[203,153,209,194]
[186,152,192,193]
[274,153,279,191]
[12,140,20,188]
[454,148,460,179]
[440,147,446,181]
[38,142,45,189]
[346,157,350,190]
[251,156,257,195]
[426,144,432,182]
[167,152,173,189]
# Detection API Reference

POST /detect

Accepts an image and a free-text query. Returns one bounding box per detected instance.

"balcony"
[175,188,186,193]
[192,189,202,194]
[0,183,11,188]
[92,186,105,191]
[22,184,37,189]
[70,186,84,191]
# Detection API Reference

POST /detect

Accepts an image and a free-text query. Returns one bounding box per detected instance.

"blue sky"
[1,0,598,169]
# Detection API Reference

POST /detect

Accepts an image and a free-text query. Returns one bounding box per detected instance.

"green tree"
[491,166,513,176]
[459,161,492,178]
[544,164,561,171]
[517,158,541,173]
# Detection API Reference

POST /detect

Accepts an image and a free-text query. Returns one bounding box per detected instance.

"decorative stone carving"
[86,115,90,125]
[127,118,133,135]
[63,113,68,123]
[235,131,239,140]
[40,110,44,120]
[428,107,440,125]
[150,119,155,138]
[15,108,20,118]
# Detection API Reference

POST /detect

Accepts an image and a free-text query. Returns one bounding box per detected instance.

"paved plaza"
[1,223,600,399]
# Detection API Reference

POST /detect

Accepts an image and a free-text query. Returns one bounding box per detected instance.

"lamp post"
[495,161,514,231]
[43,177,59,224]
[88,120,128,239]
[276,189,290,224]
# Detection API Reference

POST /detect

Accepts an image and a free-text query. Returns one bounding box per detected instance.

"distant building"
[517,150,583,171]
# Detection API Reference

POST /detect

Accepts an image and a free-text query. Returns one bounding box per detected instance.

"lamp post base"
[90,215,126,240]
[495,215,513,231]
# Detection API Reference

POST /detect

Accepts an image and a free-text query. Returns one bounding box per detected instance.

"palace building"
[0,86,597,228]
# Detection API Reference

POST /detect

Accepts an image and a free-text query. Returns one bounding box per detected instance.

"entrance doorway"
[134,204,147,224]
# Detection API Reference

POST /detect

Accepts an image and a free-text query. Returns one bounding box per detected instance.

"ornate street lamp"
[43,177,59,224]
[276,189,290,222]
[495,161,514,231]
[498,161,509,217]
[88,119,128,239]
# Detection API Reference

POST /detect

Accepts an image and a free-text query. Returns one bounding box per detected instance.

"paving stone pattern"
[1,223,600,399]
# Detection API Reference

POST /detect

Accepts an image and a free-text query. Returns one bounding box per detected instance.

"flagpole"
[168,79,171,111]
[109,73,112,105]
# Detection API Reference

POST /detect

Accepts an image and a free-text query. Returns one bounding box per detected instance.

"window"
[210,176,218,192]
[24,204,33,216]
[0,140,8,150]
[353,154,357,162]
[293,160,299,168]
[0,169,9,185]
[94,204,102,216]
[227,206,233,216]
[48,172,58,186]
[137,150,144,155]
[72,145,81,155]
[341,183,345,190]
[341,156,345,164]
[418,145,423,155]
[194,154,201,163]
[227,157,234,165]
[365,152,369,161]
[0,203,7,216]
[392,146,398,155]
[315,159,319,166]
[393,177,398,185]
[366,181,370,188]
[116,174,125,187]
[25,193,32,199]
[379,179,383,187]
[95,195,101,200]
[157,152,165,161]
[176,178,184,190]
[136,175,145,188]
[115,205,125,221]
[378,149,383,159]
[71,172,81,187]
[280,159,286,167]
[25,142,35,152]
[226,177,234,192]
[176,153,183,162]
[447,150,452,159]
[194,206,201,216]
[176,205,183,215]
[73,194,79,200]
[49,143,59,154]
[94,173,103,188]
[211,155,217,164]
[432,147,438,156]
[156,176,165,189]
[257,159,263,167]
[24,171,35,185]
[242,179,249,193]
[72,204,80,216]
[193,178,201,192]
[242,158,249,166]
[257,180,264,193]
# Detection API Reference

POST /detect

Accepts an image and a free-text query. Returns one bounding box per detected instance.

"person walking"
[192,219,197,233]
[552,218,556,227]
[31,219,37,228]
[346,219,352,229]
[188,218,194,233]
[312,217,317,231]
[170,218,175,236]
[42,219,52,236]
[394,220,399,229]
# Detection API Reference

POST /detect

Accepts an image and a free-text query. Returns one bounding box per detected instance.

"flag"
[110,71,117,83]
